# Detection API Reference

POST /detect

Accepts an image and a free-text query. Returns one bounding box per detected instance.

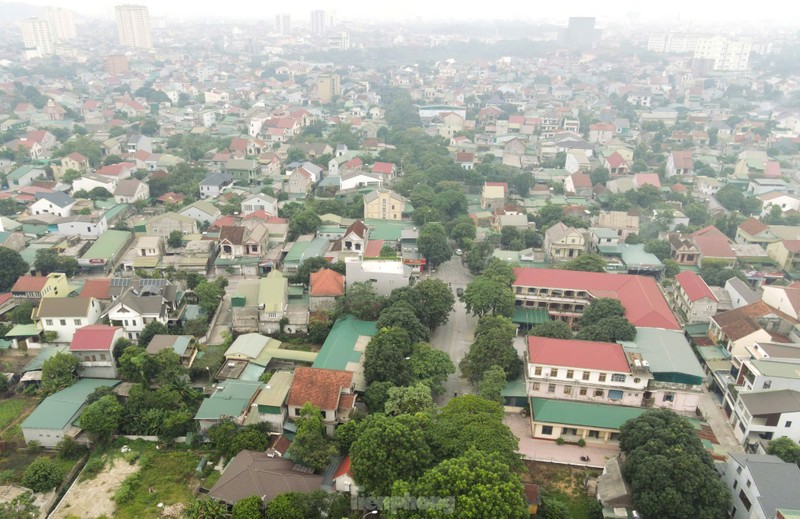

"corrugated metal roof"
[531,397,645,430]
[22,379,120,431]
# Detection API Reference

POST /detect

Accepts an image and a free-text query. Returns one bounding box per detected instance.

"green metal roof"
[619,328,705,385]
[225,333,270,360]
[313,315,377,371]
[283,240,311,265]
[239,363,267,381]
[103,203,130,222]
[531,398,645,430]
[22,345,68,372]
[258,271,287,312]
[696,345,729,361]
[8,165,42,180]
[6,324,42,338]
[194,380,263,421]
[685,323,710,336]
[232,279,260,308]
[512,308,549,325]
[82,230,132,261]
[618,244,663,269]
[364,219,414,241]
[22,379,120,431]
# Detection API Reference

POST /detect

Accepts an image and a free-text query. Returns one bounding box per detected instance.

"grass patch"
[524,461,602,519]
[1,425,23,444]
[201,469,221,489]
[0,449,78,487]
[0,396,33,430]
[113,448,199,519]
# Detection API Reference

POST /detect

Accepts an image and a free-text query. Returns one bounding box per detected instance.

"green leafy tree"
[364,381,395,413]
[767,437,800,466]
[376,301,430,343]
[137,321,168,348]
[431,396,522,469]
[292,257,345,285]
[537,495,571,519]
[391,449,527,519]
[41,353,80,396]
[700,258,745,287]
[478,365,507,404]
[481,257,516,284]
[184,498,231,519]
[408,278,455,329]
[194,279,225,316]
[418,222,452,268]
[379,244,397,258]
[339,281,385,321]
[289,209,322,237]
[449,219,477,248]
[79,395,123,444]
[529,320,573,339]
[350,413,434,495]
[408,342,455,395]
[118,345,158,384]
[287,403,337,472]
[0,247,29,292]
[474,315,516,340]
[620,409,730,519]
[577,316,637,342]
[231,495,263,519]
[715,185,745,211]
[643,240,671,261]
[10,302,34,324]
[21,457,65,493]
[580,298,626,327]
[384,383,436,415]
[558,253,607,272]
[663,259,680,278]
[363,327,412,386]
[208,420,237,458]
[266,491,349,519]
[230,428,270,458]
[460,323,521,383]
[461,277,515,317]
[167,230,183,248]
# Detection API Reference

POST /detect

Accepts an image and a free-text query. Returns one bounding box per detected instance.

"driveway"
[697,387,744,453]
[205,277,241,345]
[429,257,478,406]
[504,412,617,469]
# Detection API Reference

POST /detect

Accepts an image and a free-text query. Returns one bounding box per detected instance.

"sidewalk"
[697,388,743,453]
[504,413,618,469]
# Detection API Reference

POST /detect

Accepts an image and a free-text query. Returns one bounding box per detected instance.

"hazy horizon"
[5,0,800,26]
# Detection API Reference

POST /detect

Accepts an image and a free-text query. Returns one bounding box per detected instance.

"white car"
[455,249,463,256]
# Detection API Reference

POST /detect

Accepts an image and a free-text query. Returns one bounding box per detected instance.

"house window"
[534,366,542,376]
[294,408,301,416]
[733,480,738,489]
[132,320,137,326]
[746,480,751,488]
[74,319,81,326]
[532,383,540,391]
[582,372,590,381]
[588,430,600,439]
[739,490,751,512]
[60,319,67,326]
[598,373,607,382]
[550,368,558,377]
[541,425,553,435]
[787,421,793,428]
[594,389,604,397]
[548,384,556,393]
[46,319,53,326]
[566,370,574,379]
[562,427,578,436]
[564,386,572,395]
[736,466,742,475]
[608,390,624,401]
[579,388,587,396]
[663,393,675,402]
[763,381,772,389]
[611,374,626,383]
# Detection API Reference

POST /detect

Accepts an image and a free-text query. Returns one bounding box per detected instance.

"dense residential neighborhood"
[0,4,798,519]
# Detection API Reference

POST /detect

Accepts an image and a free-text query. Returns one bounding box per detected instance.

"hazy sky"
[11,0,800,25]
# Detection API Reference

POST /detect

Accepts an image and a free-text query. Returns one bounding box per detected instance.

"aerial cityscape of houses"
[0,3,799,518]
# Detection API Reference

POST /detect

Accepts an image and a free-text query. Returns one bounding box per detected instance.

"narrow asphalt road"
[429,257,478,406]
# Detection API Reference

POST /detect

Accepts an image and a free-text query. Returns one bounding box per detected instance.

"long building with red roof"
[512,268,680,330]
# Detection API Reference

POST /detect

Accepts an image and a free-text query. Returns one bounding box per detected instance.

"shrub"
[555,437,565,445]
[81,458,105,481]
[21,457,65,493]
[113,473,141,504]
[26,440,42,454]
[577,438,586,447]
[56,437,87,459]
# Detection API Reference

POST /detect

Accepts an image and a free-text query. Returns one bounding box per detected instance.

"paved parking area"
[504,412,619,469]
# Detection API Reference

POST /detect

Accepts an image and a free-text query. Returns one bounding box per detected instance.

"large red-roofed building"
[672,271,719,324]
[512,268,680,330]
[69,325,123,379]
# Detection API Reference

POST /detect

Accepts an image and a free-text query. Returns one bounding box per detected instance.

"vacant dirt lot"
[51,458,140,519]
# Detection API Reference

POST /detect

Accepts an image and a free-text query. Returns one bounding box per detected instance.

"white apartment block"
[115,4,153,49]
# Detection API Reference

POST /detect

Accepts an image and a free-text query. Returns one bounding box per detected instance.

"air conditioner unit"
[634,360,642,368]
[227,362,236,367]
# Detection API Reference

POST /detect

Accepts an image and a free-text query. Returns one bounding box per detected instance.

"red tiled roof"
[96,162,134,176]
[671,150,693,170]
[11,276,47,293]
[634,173,661,189]
[527,336,631,373]
[344,220,368,240]
[372,162,394,175]
[343,158,362,169]
[80,278,112,299]
[606,152,625,169]
[287,367,352,411]
[675,271,718,302]
[70,325,120,351]
[570,172,592,188]
[738,217,768,237]
[364,240,384,258]
[692,226,735,258]
[455,152,474,163]
[66,152,88,162]
[783,240,800,253]
[332,455,352,479]
[513,268,680,330]
[0,293,11,306]
[310,268,345,297]
[764,161,782,178]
